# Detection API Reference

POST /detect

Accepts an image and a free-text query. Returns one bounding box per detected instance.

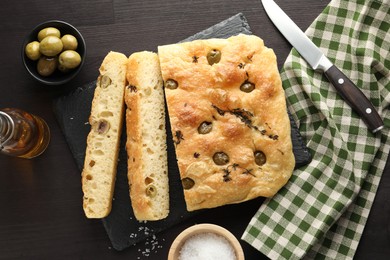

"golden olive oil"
[0,108,50,158]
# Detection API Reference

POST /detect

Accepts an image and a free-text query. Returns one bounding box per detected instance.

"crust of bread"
[125,51,169,221]
[81,51,128,218]
[158,34,295,211]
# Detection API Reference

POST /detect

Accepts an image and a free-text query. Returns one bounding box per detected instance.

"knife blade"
[261,0,384,133]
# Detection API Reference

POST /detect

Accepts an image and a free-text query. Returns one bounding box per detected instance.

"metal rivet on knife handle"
[324,65,384,133]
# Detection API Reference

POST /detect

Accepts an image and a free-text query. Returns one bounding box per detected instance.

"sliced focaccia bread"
[125,51,169,221]
[158,34,295,211]
[81,51,128,218]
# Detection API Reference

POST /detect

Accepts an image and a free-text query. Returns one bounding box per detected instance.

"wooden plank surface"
[0,0,388,259]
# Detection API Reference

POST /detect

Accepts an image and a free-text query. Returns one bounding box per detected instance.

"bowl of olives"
[22,20,86,85]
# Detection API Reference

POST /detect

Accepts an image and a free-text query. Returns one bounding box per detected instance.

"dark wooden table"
[1,0,389,259]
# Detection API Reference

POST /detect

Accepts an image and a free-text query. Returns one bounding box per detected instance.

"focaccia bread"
[125,51,169,221]
[158,34,295,211]
[81,51,128,218]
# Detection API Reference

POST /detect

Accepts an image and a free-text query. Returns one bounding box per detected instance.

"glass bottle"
[0,108,50,159]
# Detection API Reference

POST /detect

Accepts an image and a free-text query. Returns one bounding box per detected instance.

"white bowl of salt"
[168,223,244,260]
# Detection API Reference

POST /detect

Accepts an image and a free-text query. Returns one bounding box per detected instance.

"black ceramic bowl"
[22,20,86,85]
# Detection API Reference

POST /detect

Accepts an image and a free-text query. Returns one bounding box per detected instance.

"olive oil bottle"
[0,108,50,159]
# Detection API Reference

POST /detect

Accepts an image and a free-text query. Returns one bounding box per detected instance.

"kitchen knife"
[261,0,384,133]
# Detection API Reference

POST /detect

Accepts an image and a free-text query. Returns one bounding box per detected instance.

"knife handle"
[324,65,384,133]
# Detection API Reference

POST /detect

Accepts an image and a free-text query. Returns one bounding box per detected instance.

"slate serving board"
[53,13,311,251]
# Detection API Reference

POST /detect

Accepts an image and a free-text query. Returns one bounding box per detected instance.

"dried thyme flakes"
[127,85,137,92]
[222,163,255,182]
[238,62,246,69]
[211,104,279,140]
[174,130,184,145]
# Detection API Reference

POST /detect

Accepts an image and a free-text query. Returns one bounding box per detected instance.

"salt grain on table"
[134,226,164,259]
[179,232,237,260]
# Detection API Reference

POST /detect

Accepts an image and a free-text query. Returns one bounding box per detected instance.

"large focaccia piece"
[158,34,295,211]
[82,51,128,218]
[125,51,169,221]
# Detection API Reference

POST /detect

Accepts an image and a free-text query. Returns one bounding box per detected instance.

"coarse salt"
[178,232,237,260]
[134,226,164,258]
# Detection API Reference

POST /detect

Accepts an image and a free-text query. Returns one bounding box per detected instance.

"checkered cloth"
[242,0,390,259]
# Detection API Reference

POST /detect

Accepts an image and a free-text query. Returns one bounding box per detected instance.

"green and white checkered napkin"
[242,0,390,259]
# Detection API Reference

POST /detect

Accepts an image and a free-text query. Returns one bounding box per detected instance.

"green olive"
[39,36,63,56]
[213,152,229,165]
[37,56,57,77]
[182,177,195,190]
[207,49,221,65]
[58,50,81,69]
[99,75,112,89]
[61,34,78,51]
[145,185,157,198]
[25,41,41,61]
[58,63,70,73]
[198,121,213,134]
[254,151,266,166]
[165,79,178,89]
[37,27,61,42]
[94,119,110,134]
[240,81,255,93]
